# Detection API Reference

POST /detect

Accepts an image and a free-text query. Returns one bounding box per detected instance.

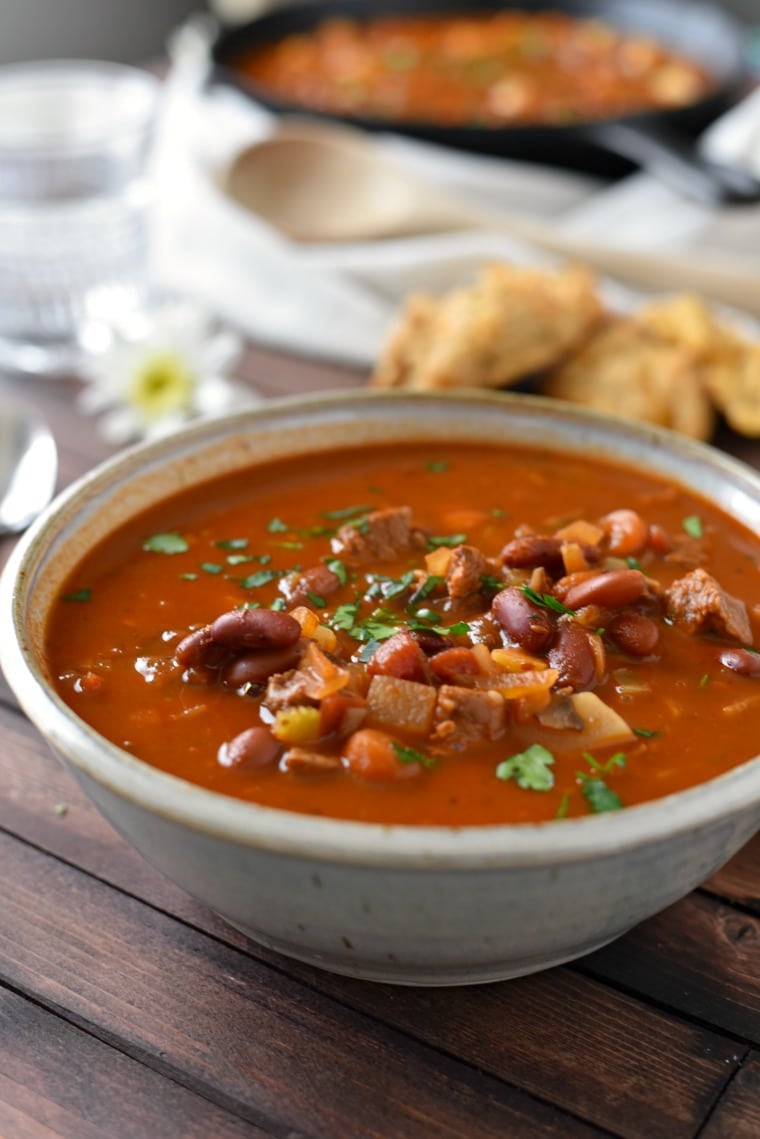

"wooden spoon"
[221,120,760,316]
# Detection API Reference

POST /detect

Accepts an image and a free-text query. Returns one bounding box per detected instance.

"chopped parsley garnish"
[216,538,248,550]
[331,601,360,631]
[302,524,337,539]
[555,792,571,819]
[583,750,626,775]
[240,569,279,589]
[426,460,449,473]
[480,574,504,592]
[626,556,644,572]
[413,607,440,623]
[273,540,304,550]
[307,592,326,609]
[267,517,288,533]
[366,570,416,602]
[496,743,555,791]
[323,503,375,521]
[143,532,188,555]
[200,562,223,575]
[427,533,467,549]
[324,557,348,585]
[699,673,710,688]
[392,742,436,768]
[408,575,443,604]
[61,587,91,602]
[682,514,704,539]
[520,584,576,616]
[577,773,623,813]
[226,554,253,565]
[358,638,380,662]
[270,597,287,611]
[179,573,198,581]
[633,727,659,738]
[491,507,507,519]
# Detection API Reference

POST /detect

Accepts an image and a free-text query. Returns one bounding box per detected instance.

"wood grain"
[701,1052,760,1139]
[0,831,603,1139]
[0,987,268,1139]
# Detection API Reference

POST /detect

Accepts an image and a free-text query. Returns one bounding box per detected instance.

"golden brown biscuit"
[371,262,603,391]
[543,318,714,441]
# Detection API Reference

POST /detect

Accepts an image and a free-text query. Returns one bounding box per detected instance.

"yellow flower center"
[127,351,195,423]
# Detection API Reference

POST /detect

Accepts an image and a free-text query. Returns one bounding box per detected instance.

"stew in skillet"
[48,440,760,825]
[235,11,713,127]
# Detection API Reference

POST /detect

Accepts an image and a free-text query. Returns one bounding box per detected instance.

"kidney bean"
[548,620,602,692]
[599,509,649,557]
[606,611,660,657]
[281,564,342,607]
[500,535,566,573]
[492,586,552,653]
[411,630,452,656]
[211,608,301,651]
[218,726,281,769]
[720,647,760,677]
[366,631,430,683]
[562,569,647,612]
[221,643,303,687]
[175,626,222,669]
[648,524,673,556]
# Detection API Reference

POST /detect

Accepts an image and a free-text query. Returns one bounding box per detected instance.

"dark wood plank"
[0,830,603,1139]
[581,892,760,1045]
[700,1052,760,1139]
[0,705,750,1139]
[0,987,267,1139]
[704,834,760,915]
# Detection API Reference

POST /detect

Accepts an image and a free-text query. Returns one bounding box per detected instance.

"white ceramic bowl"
[3,391,760,985]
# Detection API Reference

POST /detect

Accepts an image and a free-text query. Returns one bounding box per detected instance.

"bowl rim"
[3,388,760,869]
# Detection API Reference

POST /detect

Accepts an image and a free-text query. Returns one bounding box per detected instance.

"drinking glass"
[0,61,161,375]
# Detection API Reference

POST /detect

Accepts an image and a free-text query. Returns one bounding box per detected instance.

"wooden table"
[1,348,758,1139]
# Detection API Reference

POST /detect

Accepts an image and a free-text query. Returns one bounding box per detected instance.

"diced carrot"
[343,728,421,781]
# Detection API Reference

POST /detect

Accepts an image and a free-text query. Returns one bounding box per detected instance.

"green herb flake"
[633,727,659,739]
[323,503,375,521]
[426,460,449,473]
[302,524,337,539]
[555,792,571,820]
[480,574,504,592]
[520,583,576,616]
[699,672,710,688]
[331,602,360,632]
[408,575,443,604]
[496,743,555,791]
[267,517,289,533]
[257,554,272,566]
[682,514,704,539]
[240,569,279,589]
[179,573,198,581]
[626,556,644,572]
[413,607,440,623]
[216,538,248,550]
[270,597,287,612]
[61,587,91,602]
[307,592,326,609]
[274,540,304,550]
[491,507,507,519]
[577,773,623,813]
[200,562,223,575]
[392,741,436,768]
[143,532,189,555]
[324,557,348,585]
[583,750,626,775]
[358,638,380,663]
[53,802,68,817]
[226,554,253,566]
[428,533,467,550]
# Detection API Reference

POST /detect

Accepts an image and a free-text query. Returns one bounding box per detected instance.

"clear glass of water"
[0,61,161,376]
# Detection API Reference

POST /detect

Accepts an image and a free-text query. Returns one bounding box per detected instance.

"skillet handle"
[584,120,760,206]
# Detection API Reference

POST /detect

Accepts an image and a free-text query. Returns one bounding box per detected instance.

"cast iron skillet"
[211,0,759,204]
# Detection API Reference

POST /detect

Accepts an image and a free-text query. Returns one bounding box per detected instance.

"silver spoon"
[0,406,57,535]
[221,120,760,316]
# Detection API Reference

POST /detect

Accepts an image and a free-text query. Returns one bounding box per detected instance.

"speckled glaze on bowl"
[2,391,760,985]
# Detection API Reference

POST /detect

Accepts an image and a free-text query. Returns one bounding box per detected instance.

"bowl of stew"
[2,391,760,984]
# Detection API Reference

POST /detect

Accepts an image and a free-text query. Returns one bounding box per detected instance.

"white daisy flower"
[79,301,254,444]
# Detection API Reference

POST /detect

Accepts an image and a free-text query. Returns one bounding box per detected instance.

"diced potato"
[273,705,322,745]
[561,541,592,575]
[491,646,548,673]
[554,519,604,546]
[567,691,634,748]
[425,548,451,575]
[366,674,437,737]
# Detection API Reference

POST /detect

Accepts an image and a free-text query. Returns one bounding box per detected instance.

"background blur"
[1,0,758,66]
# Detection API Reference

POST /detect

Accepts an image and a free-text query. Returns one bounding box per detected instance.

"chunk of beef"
[665,568,752,643]
[445,544,493,598]
[279,564,342,607]
[332,506,426,563]
[433,685,506,742]
[264,642,349,713]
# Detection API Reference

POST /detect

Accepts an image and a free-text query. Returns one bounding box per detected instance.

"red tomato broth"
[46,441,760,825]
[235,11,713,128]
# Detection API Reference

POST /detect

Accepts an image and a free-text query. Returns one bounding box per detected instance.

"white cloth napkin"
[151,48,760,370]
